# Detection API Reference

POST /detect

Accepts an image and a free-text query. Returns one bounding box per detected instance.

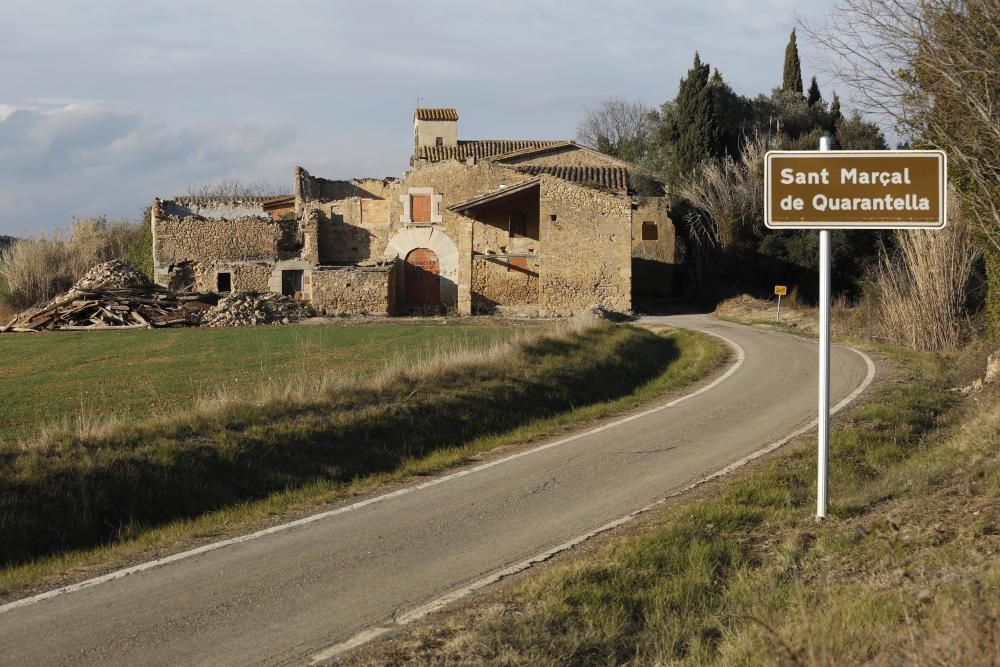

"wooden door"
[404,248,440,306]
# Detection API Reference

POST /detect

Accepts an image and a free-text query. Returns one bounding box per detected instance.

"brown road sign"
[765,150,946,230]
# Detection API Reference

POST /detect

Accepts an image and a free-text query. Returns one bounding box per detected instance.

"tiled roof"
[415,108,458,121]
[512,165,631,192]
[415,140,565,163]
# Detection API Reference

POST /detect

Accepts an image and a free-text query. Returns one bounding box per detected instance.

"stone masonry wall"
[392,160,537,255]
[310,265,396,315]
[472,256,539,312]
[538,176,632,316]
[152,199,283,288]
[193,261,273,293]
[632,196,677,295]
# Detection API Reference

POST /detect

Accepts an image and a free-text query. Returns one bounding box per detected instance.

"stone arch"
[385,227,459,307]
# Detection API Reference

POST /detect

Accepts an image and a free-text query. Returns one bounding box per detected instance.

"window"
[411,194,432,223]
[281,270,303,297]
[216,272,231,293]
[435,136,444,147]
[509,211,528,238]
[641,221,658,241]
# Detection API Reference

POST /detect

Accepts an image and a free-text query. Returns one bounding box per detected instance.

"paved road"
[0,316,872,666]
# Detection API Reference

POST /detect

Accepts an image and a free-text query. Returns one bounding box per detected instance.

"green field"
[0,322,523,444]
[0,322,724,569]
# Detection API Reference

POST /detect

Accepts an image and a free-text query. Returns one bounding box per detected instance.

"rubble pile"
[1,261,315,333]
[73,260,153,292]
[1,261,216,333]
[202,292,311,327]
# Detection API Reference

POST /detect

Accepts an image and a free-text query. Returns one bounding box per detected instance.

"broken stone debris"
[201,292,312,328]
[0,260,309,333]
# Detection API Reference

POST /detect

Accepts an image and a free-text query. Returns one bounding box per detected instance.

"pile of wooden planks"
[1,288,218,333]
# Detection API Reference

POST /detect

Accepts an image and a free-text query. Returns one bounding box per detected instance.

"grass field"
[348,336,1000,665]
[0,321,522,444]
[0,322,724,574]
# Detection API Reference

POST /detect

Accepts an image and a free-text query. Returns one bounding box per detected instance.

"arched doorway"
[404,248,440,306]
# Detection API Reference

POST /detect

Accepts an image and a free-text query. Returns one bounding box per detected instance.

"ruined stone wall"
[308,198,394,264]
[193,261,273,293]
[295,167,395,204]
[632,197,677,295]
[151,199,283,288]
[310,265,396,315]
[538,176,632,316]
[472,256,539,311]
[500,146,625,168]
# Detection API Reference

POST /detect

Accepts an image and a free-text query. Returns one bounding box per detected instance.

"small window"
[411,194,432,223]
[216,272,231,293]
[281,270,303,297]
[435,136,444,147]
[641,221,658,241]
[509,211,528,238]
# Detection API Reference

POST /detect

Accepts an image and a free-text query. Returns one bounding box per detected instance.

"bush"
[0,217,141,309]
[125,210,153,279]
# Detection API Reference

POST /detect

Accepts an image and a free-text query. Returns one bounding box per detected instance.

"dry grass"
[0,217,140,309]
[863,191,981,350]
[715,293,861,339]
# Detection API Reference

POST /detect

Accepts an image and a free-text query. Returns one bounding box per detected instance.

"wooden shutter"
[411,195,432,223]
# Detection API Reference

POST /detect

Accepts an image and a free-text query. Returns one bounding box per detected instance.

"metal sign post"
[764,142,946,521]
[774,285,787,322]
[816,137,832,519]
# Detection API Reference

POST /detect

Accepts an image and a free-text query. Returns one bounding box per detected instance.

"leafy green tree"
[835,111,888,149]
[783,30,804,94]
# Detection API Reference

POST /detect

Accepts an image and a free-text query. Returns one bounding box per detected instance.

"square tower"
[414,108,458,150]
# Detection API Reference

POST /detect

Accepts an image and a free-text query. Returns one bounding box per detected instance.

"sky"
[0,0,839,236]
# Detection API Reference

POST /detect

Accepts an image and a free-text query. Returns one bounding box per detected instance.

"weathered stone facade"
[632,196,677,295]
[150,107,679,317]
[311,265,395,315]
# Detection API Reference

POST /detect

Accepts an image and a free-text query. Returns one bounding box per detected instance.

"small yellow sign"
[775,285,788,296]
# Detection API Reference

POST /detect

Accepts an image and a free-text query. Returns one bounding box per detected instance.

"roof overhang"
[449,178,541,213]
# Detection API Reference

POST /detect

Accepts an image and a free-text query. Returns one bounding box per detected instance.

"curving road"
[0,315,873,666]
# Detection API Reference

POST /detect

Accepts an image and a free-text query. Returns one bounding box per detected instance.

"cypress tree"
[807,76,822,107]
[783,30,804,94]
[670,52,718,185]
[830,92,843,126]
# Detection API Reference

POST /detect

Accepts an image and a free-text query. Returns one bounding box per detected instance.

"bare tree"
[576,98,656,163]
[183,176,287,198]
[801,0,1000,250]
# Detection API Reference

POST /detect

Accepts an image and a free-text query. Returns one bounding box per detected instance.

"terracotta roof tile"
[415,108,459,121]
[415,140,565,163]
[513,165,631,192]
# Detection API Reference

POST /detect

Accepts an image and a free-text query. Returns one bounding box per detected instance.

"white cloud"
[0,103,296,235]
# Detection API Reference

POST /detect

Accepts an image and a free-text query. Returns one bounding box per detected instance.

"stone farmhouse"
[150,108,678,317]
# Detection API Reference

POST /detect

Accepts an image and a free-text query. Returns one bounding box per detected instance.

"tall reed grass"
[0,217,140,309]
